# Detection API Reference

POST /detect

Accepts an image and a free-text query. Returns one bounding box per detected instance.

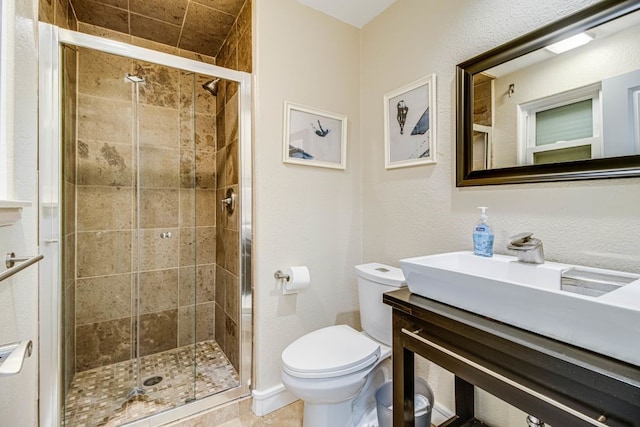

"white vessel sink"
[399,251,640,366]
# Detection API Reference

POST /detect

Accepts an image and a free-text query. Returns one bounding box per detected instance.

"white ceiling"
[297,0,397,28]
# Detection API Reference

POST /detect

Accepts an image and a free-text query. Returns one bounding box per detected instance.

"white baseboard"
[251,383,298,416]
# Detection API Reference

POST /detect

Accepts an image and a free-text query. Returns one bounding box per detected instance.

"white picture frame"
[283,102,347,170]
[383,74,437,169]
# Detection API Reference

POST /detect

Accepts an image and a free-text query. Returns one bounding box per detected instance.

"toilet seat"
[282,325,380,379]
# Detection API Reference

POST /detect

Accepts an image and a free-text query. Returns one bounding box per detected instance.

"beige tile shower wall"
[212,0,250,372]
[74,46,133,371]
[218,0,252,73]
[178,71,218,348]
[76,23,218,66]
[73,46,218,371]
[473,76,493,127]
[41,0,236,372]
[39,0,78,30]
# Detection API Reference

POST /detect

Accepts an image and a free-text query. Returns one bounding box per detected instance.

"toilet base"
[303,400,354,427]
[298,358,392,427]
[352,358,391,425]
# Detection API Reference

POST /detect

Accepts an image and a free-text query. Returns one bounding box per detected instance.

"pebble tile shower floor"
[64,340,240,426]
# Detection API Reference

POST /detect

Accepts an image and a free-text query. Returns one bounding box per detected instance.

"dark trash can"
[375,377,433,427]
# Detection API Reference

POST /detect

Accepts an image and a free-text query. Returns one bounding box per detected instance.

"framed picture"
[283,102,347,170]
[383,74,437,169]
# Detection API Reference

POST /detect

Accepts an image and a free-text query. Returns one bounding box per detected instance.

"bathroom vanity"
[383,288,640,426]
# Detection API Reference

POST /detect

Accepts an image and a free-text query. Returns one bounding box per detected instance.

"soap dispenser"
[473,207,494,257]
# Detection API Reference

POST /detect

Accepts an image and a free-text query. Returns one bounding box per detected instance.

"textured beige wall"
[253,0,362,396]
[362,0,640,271]
[361,0,640,425]
[0,0,39,424]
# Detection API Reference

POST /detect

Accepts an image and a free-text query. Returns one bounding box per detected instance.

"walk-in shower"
[38,24,252,426]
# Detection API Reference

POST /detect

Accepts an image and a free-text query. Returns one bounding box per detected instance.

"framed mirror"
[457,0,640,186]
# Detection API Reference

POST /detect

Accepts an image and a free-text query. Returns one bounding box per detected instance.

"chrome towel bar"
[0,252,44,282]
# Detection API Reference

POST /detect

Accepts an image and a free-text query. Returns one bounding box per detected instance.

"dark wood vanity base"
[383,288,640,427]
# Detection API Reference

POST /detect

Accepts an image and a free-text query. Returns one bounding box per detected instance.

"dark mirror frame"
[456,0,640,187]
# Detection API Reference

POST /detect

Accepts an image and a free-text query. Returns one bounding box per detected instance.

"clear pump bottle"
[473,207,494,257]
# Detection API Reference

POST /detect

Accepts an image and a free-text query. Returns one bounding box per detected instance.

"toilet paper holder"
[274,270,290,282]
[275,266,310,294]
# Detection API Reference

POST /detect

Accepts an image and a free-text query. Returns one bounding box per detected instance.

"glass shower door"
[62,46,203,425]
[128,59,198,406]
[62,44,145,424]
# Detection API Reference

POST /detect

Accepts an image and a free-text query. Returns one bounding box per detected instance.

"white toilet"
[281,263,406,427]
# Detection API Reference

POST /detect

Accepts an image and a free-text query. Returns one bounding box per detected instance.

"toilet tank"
[355,263,406,346]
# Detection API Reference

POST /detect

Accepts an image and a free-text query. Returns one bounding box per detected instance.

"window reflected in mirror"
[459,1,640,185]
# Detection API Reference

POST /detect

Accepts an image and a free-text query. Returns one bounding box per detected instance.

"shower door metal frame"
[38,22,253,427]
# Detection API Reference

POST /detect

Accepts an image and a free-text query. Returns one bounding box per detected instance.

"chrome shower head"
[202,78,220,96]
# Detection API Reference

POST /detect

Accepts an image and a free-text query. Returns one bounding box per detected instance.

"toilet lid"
[282,325,380,379]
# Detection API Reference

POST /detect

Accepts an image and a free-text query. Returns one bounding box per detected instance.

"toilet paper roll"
[283,266,310,295]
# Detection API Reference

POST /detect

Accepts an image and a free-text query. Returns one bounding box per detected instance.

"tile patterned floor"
[64,340,240,427]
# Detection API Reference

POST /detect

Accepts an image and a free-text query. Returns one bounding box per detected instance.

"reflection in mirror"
[457,1,640,186]
[476,10,640,170]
